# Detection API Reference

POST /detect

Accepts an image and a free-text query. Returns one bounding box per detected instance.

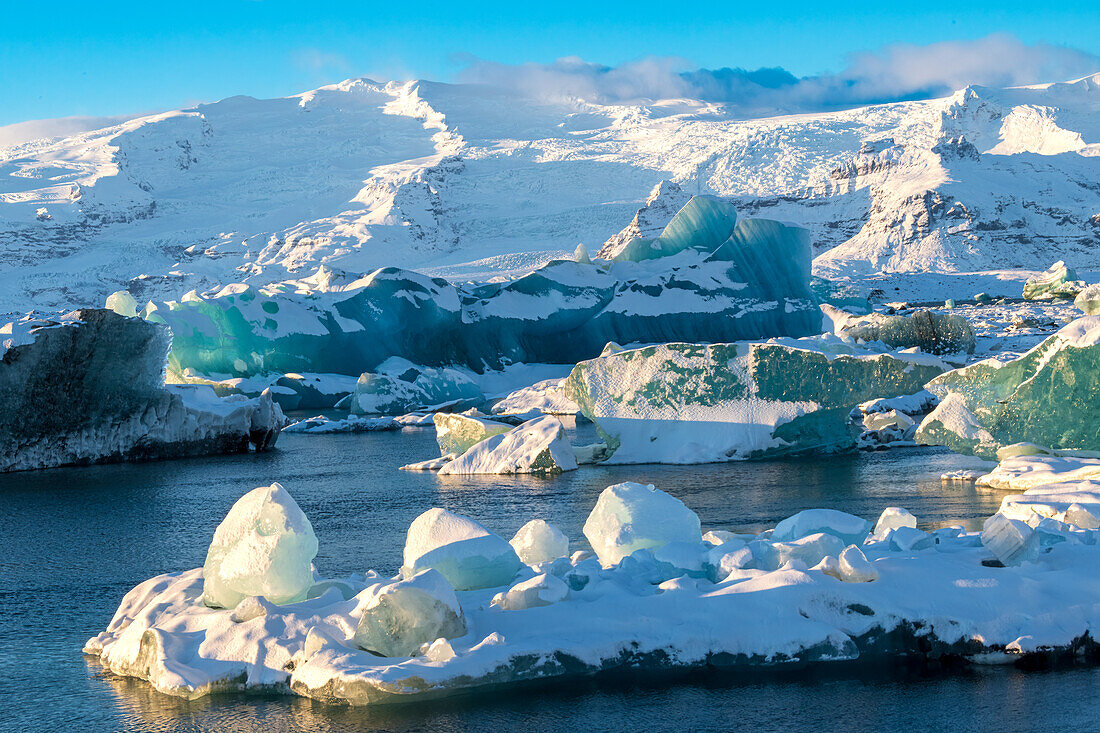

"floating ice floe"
[0,309,284,472]
[916,316,1100,458]
[490,378,579,416]
[1022,260,1086,300]
[565,336,947,464]
[351,358,485,415]
[86,479,1100,706]
[401,508,522,591]
[432,413,511,456]
[823,305,975,357]
[201,483,318,609]
[283,414,400,434]
[436,416,578,475]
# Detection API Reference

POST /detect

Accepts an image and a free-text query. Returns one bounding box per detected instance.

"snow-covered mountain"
[2,73,1099,311]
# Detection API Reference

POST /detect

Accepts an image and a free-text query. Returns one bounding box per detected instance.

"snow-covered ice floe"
[0,309,284,472]
[87,479,1100,705]
[823,305,975,358]
[564,335,948,464]
[916,316,1100,458]
[1022,260,1086,301]
[490,377,579,416]
[436,416,577,475]
[282,415,400,434]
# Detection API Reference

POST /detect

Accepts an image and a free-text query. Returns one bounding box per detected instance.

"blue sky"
[2,0,1098,125]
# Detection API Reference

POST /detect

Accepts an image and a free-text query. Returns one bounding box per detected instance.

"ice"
[149,201,822,380]
[352,569,467,658]
[1022,260,1086,300]
[916,316,1100,458]
[491,573,570,611]
[490,378,579,416]
[772,509,872,546]
[981,514,1039,566]
[652,541,710,578]
[811,277,872,314]
[401,454,459,471]
[1076,283,1100,315]
[573,441,613,465]
[573,243,591,264]
[565,336,947,464]
[823,305,976,356]
[837,545,878,582]
[283,414,400,434]
[437,416,578,475]
[509,520,569,565]
[351,359,485,415]
[752,532,846,571]
[201,483,319,609]
[433,413,511,456]
[105,290,139,317]
[0,309,284,472]
[871,507,918,541]
[583,482,702,566]
[888,526,934,552]
[402,508,521,591]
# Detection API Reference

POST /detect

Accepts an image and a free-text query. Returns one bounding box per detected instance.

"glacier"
[916,316,1100,458]
[0,308,284,472]
[564,335,948,464]
[85,477,1100,705]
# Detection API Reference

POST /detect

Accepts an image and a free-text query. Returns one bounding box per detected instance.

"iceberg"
[565,336,947,464]
[105,290,139,317]
[401,508,521,591]
[433,413,511,456]
[510,520,570,565]
[490,378,579,416]
[583,482,702,566]
[1075,283,1100,315]
[1022,261,1086,300]
[201,483,319,609]
[0,309,284,472]
[144,198,822,379]
[437,416,578,475]
[823,306,976,356]
[352,569,467,658]
[916,316,1100,458]
[282,414,400,434]
[351,359,485,415]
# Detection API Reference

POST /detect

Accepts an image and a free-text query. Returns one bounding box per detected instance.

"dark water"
[0,427,1095,732]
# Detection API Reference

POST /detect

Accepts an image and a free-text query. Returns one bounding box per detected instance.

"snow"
[201,483,318,609]
[352,569,466,658]
[509,520,570,565]
[86,474,1100,706]
[582,482,702,566]
[401,508,521,591]
[436,416,578,475]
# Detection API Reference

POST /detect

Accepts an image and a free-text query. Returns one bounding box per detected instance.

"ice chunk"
[753,532,846,572]
[917,316,1100,458]
[283,414,400,434]
[888,526,934,552]
[871,507,918,541]
[105,290,139,318]
[353,569,466,658]
[490,378,579,416]
[433,413,511,456]
[565,337,947,464]
[824,306,976,356]
[510,520,569,565]
[573,243,591,264]
[402,508,521,591]
[201,483,318,609]
[1075,283,1100,315]
[1,309,284,472]
[583,482,702,566]
[400,454,459,471]
[773,509,871,546]
[491,573,570,610]
[1023,261,1086,300]
[573,441,612,465]
[352,360,485,415]
[837,545,878,582]
[981,514,1039,566]
[438,416,578,475]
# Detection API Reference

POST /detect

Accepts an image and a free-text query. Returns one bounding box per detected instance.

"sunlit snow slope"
[1,74,1098,311]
